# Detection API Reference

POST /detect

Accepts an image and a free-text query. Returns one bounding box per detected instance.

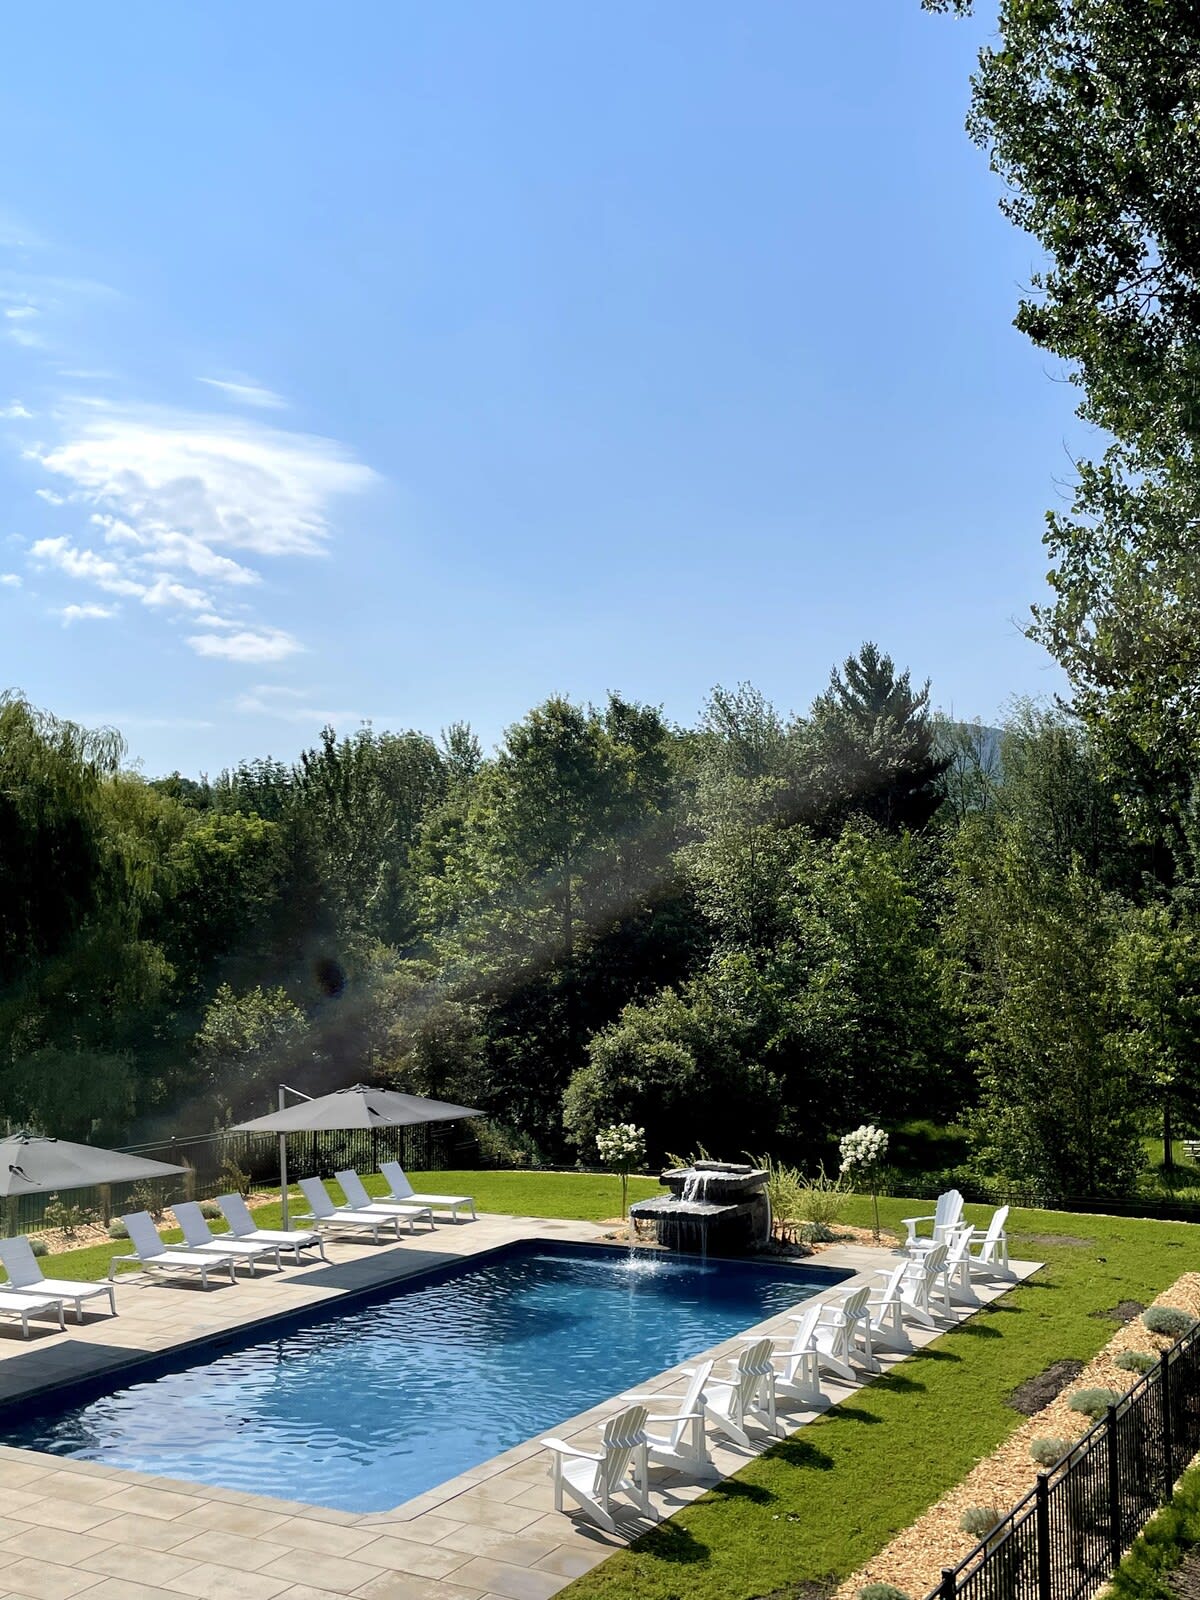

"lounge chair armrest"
[541,1439,603,1461]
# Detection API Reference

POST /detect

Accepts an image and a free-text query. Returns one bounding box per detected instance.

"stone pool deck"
[0,1214,1039,1600]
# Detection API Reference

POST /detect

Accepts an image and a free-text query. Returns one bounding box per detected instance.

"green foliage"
[859,1586,911,1600]
[41,1193,95,1238]
[107,1219,129,1239]
[126,1180,169,1222]
[797,1166,850,1230]
[1109,1458,1200,1600]
[753,1153,807,1245]
[1142,1306,1196,1340]
[959,1506,1002,1540]
[218,1153,252,1198]
[1115,1352,1157,1376]
[194,983,307,1121]
[1069,1387,1123,1420]
[1030,1436,1071,1468]
[28,1237,48,1257]
[198,1199,221,1219]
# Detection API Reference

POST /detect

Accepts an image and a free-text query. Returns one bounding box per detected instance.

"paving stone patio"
[0,1212,1039,1600]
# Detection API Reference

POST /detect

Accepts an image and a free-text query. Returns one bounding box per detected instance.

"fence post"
[1107,1404,1122,1571]
[939,1567,956,1600]
[1036,1471,1052,1600]
[1162,1351,1175,1498]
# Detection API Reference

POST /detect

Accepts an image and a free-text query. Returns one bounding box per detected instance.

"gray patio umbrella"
[0,1134,186,1198]
[232,1083,482,1225]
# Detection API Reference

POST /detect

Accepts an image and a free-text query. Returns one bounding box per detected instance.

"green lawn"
[16,1176,1198,1600]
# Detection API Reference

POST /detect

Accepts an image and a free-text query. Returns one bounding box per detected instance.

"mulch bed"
[839,1272,1200,1600]
[1006,1359,1085,1415]
[1090,1299,1146,1323]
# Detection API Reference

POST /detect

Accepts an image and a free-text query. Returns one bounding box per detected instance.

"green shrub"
[107,1220,129,1239]
[1069,1386,1123,1420]
[198,1199,222,1219]
[1115,1350,1158,1376]
[1030,1436,1072,1468]
[1110,1459,1200,1600]
[28,1237,48,1257]
[1142,1306,1197,1340]
[42,1193,95,1238]
[797,1164,849,1230]
[752,1153,806,1245]
[960,1506,1003,1540]
[859,1585,911,1600]
[127,1180,169,1222]
[218,1155,252,1198]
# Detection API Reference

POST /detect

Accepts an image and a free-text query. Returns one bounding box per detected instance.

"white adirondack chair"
[542,1404,650,1532]
[694,1337,779,1447]
[752,1301,826,1406]
[940,1227,980,1306]
[902,1189,964,1253]
[865,1263,912,1352]
[899,1241,952,1327]
[626,1360,715,1475]
[962,1205,1014,1280]
[782,1285,879,1382]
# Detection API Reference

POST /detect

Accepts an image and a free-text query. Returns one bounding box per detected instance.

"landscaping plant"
[596,1123,646,1220]
[841,1123,889,1243]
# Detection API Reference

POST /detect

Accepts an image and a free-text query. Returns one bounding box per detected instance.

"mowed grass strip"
[561,1196,1199,1600]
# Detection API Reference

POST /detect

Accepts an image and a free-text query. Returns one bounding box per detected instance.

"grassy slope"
[564,1195,1200,1600]
[17,1176,1198,1600]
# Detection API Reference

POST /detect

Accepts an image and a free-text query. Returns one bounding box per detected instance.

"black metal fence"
[928,1322,1200,1600]
[1,1120,476,1236]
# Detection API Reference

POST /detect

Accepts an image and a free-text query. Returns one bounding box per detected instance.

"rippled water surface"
[0,1243,843,1510]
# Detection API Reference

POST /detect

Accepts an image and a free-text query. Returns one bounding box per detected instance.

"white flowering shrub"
[839,1123,889,1174]
[597,1123,646,1220]
[596,1123,645,1171]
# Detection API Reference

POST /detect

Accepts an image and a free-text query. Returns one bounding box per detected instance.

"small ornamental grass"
[1142,1306,1196,1340]
[859,1585,911,1600]
[1069,1386,1124,1420]
[1030,1436,1072,1468]
[1114,1350,1157,1376]
[28,1237,48,1257]
[107,1219,129,1239]
[960,1506,1003,1540]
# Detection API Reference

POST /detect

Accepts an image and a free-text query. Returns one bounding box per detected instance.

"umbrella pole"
[278,1085,290,1230]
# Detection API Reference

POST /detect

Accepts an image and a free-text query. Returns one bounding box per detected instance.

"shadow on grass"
[767,1435,835,1472]
[632,1518,711,1565]
[955,1320,1003,1338]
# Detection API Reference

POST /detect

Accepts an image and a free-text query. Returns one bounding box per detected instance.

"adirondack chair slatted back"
[298,1177,336,1218]
[123,1212,166,1258]
[218,1193,255,1236]
[666,1360,713,1449]
[936,1190,964,1234]
[174,1203,213,1249]
[335,1171,372,1208]
[598,1405,648,1494]
[381,1161,416,1200]
[789,1301,823,1353]
[984,1205,1009,1247]
[877,1263,908,1302]
[737,1337,774,1410]
[840,1285,871,1323]
[0,1236,41,1288]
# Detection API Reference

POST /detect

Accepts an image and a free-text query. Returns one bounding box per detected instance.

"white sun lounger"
[0,1287,66,1337]
[296,1178,405,1243]
[109,1212,238,1288]
[0,1235,116,1321]
[334,1171,435,1232]
[218,1193,328,1264]
[380,1161,476,1222]
[542,1404,650,1532]
[175,1203,283,1274]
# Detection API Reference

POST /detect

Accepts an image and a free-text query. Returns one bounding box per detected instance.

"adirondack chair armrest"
[902,1213,935,1231]
[541,1439,603,1462]
[645,1410,704,1425]
[624,1391,681,1403]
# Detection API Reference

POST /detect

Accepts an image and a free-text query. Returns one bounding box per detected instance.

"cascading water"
[628,1161,771,1257]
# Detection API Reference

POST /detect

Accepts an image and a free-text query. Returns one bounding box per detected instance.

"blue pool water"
[0,1242,846,1511]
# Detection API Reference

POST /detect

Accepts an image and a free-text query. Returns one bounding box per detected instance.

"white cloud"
[234,683,397,724]
[30,535,147,596]
[38,406,375,558]
[58,601,116,625]
[5,305,37,321]
[2,402,32,419]
[1,572,20,587]
[188,626,302,663]
[96,516,259,585]
[198,377,287,410]
[35,487,63,503]
[140,576,211,611]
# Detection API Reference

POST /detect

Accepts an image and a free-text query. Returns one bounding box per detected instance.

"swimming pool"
[0,1241,848,1512]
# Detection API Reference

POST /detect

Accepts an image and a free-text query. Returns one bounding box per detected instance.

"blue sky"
[1,2,1083,776]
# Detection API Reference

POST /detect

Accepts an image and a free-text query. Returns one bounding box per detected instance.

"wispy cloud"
[234,683,397,724]
[1,402,32,419]
[1,572,21,588]
[189,626,303,663]
[58,601,116,625]
[35,487,62,503]
[198,377,287,410]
